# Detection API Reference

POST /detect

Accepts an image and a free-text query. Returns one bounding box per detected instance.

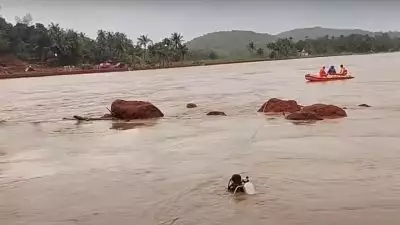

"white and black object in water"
[227,174,256,195]
[243,181,256,195]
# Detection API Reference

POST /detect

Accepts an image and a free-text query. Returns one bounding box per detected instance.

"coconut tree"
[148,41,171,67]
[170,33,184,61]
[246,41,257,57]
[137,35,152,62]
[178,44,189,62]
[170,32,183,49]
[162,37,172,48]
[247,41,256,53]
[256,48,264,57]
[161,37,173,64]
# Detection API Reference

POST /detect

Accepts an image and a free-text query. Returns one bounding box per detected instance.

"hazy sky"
[1,0,400,41]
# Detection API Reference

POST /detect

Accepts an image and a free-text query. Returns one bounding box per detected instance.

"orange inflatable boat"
[305,74,354,82]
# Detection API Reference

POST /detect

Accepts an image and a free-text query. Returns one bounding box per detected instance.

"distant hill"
[275,26,373,40]
[386,31,400,38]
[187,27,400,58]
[186,30,276,58]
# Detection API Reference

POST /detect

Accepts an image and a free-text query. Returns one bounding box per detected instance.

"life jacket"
[319,68,327,77]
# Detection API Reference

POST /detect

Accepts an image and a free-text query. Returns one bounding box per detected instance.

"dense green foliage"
[265,34,400,59]
[0,14,191,67]
[2,11,400,67]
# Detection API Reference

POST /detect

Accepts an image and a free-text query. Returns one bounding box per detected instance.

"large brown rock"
[110,100,164,120]
[258,98,302,113]
[286,111,323,121]
[301,104,347,119]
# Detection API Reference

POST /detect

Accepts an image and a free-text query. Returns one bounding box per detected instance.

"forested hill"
[186,27,400,58]
[186,30,276,59]
[275,27,372,41]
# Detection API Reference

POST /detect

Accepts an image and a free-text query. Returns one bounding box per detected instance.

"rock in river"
[258,98,302,113]
[358,104,371,107]
[301,104,347,119]
[111,99,164,120]
[206,111,227,116]
[285,111,323,121]
[186,103,198,108]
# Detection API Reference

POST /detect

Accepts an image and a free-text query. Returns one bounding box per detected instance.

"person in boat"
[319,66,327,77]
[338,64,348,76]
[327,65,337,75]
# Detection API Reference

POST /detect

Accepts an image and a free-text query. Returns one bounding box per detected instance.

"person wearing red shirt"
[319,66,327,77]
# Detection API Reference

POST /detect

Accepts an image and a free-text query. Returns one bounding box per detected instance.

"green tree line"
[248,34,400,59]
[0,13,192,67]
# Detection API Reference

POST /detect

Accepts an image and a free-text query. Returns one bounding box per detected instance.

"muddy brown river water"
[1,53,400,225]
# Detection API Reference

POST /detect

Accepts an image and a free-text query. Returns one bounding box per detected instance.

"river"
[1,53,400,225]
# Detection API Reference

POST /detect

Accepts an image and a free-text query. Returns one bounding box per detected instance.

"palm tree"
[147,42,171,67]
[178,44,189,62]
[256,48,264,57]
[158,44,170,67]
[137,35,152,61]
[161,38,173,64]
[247,41,256,53]
[137,35,151,49]
[170,33,184,62]
[162,37,172,48]
[170,32,183,49]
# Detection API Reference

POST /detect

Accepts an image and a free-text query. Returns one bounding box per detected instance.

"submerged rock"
[186,103,198,108]
[301,104,347,119]
[291,120,318,125]
[73,115,89,121]
[258,98,302,113]
[110,122,150,130]
[100,114,115,119]
[358,104,371,107]
[285,111,323,121]
[67,115,114,121]
[111,99,164,120]
[206,111,227,116]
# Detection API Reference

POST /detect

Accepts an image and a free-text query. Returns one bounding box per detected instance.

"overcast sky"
[1,0,400,41]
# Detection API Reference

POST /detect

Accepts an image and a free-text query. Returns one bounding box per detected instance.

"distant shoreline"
[0,52,376,80]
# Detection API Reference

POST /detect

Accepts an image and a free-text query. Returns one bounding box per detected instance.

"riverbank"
[0,67,129,79]
[0,52,369,80]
